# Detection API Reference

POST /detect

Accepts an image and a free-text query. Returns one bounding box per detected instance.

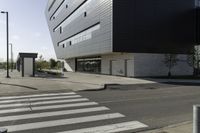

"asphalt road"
[78,83,200,132]
[0,83,199,133]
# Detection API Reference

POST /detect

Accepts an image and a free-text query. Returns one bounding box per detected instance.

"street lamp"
[1,11,10,78]
[9,43,13,72]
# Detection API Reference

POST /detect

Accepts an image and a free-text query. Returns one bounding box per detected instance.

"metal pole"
[193,105,200,133]
[9,43,13,72]
[6,12,10,78]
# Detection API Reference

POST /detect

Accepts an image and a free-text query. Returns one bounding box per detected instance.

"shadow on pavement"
[35,72,68,79]
[82,81,200,92]
[0,82,38,90]
[163,81,200,86]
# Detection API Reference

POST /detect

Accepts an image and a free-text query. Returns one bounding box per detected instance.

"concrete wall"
[102,53,193,77]
[24,58,33,76]
[101,53,134,76]
[63,53,193,77]
[65,58,76,72]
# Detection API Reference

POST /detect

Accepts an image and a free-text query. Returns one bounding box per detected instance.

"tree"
[49,58,57,69]
[56,60,62,69]
[163,54,179,77]
[187,46,200,76]
[36,55,49,70]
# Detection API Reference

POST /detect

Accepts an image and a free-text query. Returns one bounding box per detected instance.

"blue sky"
[0,0,56,62]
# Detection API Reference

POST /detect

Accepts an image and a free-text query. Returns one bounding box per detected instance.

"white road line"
[0,95,82,104]
[0,107,110,122]
[57,121,148,133]
[0,102,98,114]
[0,92,76,100]
[3,113,125,132]
[0,98,89,109]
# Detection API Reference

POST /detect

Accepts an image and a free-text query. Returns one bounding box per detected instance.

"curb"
[141,121,192,133]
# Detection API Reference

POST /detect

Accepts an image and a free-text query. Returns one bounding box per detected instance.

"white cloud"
[0,20,6,25]
[34,32,41,37]
[12,35,20,40]
[0,20,14,27]
[41,46,48,51]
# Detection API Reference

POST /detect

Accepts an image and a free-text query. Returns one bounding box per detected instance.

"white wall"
[24,58,33,76]
[101,53,134,76]
[101,53,193,77]
[65,58,76,72]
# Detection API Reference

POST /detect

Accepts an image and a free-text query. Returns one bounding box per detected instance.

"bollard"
[194,105,200,133]
[0,128,7,133]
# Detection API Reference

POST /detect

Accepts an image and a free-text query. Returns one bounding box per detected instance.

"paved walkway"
[0,70,200,95]
[141,121,192,133]
[0,71,158,95]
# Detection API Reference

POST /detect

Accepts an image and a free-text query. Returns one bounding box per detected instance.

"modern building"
[45,0,199,77]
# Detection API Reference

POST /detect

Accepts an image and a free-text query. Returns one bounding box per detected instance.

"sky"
[0,0,56,62]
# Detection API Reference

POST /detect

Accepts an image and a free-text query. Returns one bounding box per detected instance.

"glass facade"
[76,57,101,73]
[58,23,100,47]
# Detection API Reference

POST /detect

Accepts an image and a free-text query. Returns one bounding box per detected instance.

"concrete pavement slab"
[141,121,192,133]
[0,70,200,95]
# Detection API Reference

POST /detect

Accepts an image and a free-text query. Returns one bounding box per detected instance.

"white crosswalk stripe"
[0,98,89,109]
[3,113,125,132]
[0,95,82,104]
[0,92,76,100]
[0,92,148,133]
[0,102,99,114]
[0,107,110,122]
[57,121,148,133]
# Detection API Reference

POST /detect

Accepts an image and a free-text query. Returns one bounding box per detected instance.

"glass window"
[58,23,100,47]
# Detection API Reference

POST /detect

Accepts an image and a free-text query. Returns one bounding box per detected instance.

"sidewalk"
[141,121,192,133]
[0,71,157,95]
[0,70,200,95]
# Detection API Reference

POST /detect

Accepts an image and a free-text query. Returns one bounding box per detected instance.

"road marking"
[3,113,125,132]
[0,107,110,122]
[0,95,82,104]
[57,121,148,133]
[0,98,89,109]
[0,92,76,100]
[0,102,99,114]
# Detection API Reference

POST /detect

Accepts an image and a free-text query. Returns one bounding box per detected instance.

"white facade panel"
[24,58,33,76]
[126,60,134,77]
[65,58,76,72]
[111,60,125,76]
[101,53,193,77]
[45,0,113,59]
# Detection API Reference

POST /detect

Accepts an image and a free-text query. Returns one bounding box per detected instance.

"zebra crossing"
[0,92,148,133]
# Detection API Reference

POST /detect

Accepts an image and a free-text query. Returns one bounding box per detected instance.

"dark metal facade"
[113,0,197,54]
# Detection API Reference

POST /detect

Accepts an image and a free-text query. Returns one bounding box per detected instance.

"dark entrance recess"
[76,57,101,73]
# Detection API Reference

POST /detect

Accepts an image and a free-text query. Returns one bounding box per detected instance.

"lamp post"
[9,43,13,72]
[1,11,10,78]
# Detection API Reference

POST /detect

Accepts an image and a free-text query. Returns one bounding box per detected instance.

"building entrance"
[76,57,101,73]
